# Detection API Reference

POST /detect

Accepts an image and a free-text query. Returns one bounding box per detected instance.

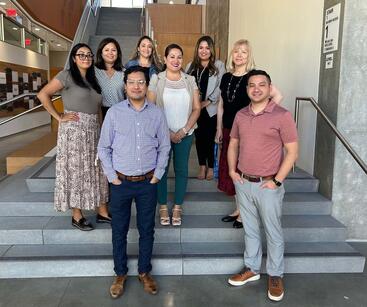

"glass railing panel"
[3,16,22,47]
[24,30,39,52]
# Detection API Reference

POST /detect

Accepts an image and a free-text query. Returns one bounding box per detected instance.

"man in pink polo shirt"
[227,70,298,302]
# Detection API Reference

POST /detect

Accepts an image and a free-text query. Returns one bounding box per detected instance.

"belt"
[116,170,154,182]
[240,172,275,183]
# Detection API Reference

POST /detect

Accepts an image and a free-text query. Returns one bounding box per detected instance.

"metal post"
[0,14,4,41]
[21,27,25,48]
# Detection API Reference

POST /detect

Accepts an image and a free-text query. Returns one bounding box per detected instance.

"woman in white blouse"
[147,44,200,226]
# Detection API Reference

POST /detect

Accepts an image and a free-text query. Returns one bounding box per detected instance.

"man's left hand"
[150,176,160,184]
[261,180,278,190]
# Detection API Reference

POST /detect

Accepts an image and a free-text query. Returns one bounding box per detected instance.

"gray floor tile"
[0,245,10,257]
[0,278,68,307]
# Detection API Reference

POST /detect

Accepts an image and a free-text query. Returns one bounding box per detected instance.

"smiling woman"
[95,37,125,119]
[37,43,110,231]
[147,43,201,227]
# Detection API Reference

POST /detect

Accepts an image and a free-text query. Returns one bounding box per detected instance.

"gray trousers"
[234,180,285,277]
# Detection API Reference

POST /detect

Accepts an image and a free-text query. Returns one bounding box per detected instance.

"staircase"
[88,7,141,64]
[0,150,364,278]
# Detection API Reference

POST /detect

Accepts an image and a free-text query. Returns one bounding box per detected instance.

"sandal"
[159,205,170,226]
[172,206,182,226]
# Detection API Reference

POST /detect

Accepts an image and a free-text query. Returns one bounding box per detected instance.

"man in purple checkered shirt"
[98,66,170,299]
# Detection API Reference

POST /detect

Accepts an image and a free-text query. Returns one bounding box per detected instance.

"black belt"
[240,173,275,183]
[116,170,154,182]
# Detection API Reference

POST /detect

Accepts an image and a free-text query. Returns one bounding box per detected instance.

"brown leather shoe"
[109,275,127,299]
[228,266,260,286]
[138,273,158,295]
[268,276,284,301]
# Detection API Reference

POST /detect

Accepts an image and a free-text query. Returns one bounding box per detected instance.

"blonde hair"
[227,39,255,73]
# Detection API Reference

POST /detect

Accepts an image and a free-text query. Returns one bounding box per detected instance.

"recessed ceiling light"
[169,0,174,4]
[12,27,18,30]
[34,27,40,31]
[0,2,6,6]
[56,43,61,47]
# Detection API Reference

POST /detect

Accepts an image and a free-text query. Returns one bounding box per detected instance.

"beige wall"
[228,0,324,174]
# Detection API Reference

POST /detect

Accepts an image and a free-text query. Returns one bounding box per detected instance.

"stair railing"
[0,95,61,126]
[294,97,367,175]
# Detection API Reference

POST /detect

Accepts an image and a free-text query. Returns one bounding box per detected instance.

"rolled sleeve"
[97,110,117,182]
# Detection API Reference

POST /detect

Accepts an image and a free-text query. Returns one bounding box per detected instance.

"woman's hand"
[215,128,223,144]
[59,112,79,122]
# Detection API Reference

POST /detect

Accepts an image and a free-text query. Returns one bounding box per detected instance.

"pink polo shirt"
[230,101,298,177]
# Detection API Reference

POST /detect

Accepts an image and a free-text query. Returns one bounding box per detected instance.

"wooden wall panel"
[155,33,218,68]
[147,4,202,34]
[17,0,86,40]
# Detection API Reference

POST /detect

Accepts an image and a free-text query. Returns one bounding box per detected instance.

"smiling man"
[98,65,170,299]
[227,70,298,301]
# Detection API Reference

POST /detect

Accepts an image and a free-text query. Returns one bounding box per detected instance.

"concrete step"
[25,157,319,193]
[0,192,332,217]
[88,35,140,63]
[0,215,346,245]
[0,242,364,278]
[96,8,141,36]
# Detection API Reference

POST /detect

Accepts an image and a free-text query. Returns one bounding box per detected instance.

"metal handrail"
[0,95,61,126]
[295,97,367,175]
[0,93,38,108]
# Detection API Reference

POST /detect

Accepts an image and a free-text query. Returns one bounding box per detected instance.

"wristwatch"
[272,178,282,187]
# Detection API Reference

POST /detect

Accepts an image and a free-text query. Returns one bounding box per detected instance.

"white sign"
[12,84,19,96]
[12,71,18,82]
[323,3,341,53]
[325,53,334,69]
[0,72,6,84]
[23,73,29,83]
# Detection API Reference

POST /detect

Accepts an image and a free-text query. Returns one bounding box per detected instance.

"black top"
[191,67,209,102]
[220,72,250,129]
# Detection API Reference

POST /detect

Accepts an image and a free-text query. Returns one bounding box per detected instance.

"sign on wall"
[323,3,341,53]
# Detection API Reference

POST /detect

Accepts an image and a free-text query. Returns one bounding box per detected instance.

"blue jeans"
[109,178,158,275]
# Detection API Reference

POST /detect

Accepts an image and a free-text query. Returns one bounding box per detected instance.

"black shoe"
[221,215,238,222]
[233,220,243,228]
[96,213,112,224]
[72,217,94,231]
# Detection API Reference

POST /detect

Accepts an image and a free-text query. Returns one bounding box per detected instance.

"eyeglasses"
[75,53,94,60]
[126,79,146,86]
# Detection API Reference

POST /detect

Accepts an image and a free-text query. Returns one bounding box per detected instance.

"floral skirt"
[54,110,108,212]
[217,128,236,196]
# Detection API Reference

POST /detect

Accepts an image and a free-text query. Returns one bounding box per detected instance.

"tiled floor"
[0,243,365,307]
[0,125,51,178]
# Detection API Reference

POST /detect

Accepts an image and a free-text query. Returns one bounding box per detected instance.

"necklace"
[196,66,207,99]
[226,74,244,103]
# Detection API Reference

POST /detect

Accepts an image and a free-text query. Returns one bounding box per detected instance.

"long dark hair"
[68,43,101,94]
[130,35,163,72]
[187,36,218,76]
[95,37,123,71]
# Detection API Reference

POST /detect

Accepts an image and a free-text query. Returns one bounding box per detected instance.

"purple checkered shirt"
[98,99,170,182]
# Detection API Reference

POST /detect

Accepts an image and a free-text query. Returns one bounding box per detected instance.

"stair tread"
[0,215,345,230]
[0,242,361,260]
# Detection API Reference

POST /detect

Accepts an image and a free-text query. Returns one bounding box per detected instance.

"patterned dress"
[54,70,108,212]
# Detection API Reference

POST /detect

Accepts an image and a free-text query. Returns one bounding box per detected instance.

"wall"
[0,41,50,137]
[17,0,87,40]
[205,0,229,62]
[228,0,324,174]
[49,51,69,69]
[332,0,367,239]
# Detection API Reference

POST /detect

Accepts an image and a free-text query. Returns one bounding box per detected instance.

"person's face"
[247,75,272,103]
[232,44,248,67]
[164,48,183,72]
[125,71,147,101]
[73,47,93,70]
[138,38,153,59]
[198,41,211,62]
[102,42,118,65]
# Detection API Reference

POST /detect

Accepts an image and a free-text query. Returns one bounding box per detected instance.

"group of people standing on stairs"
[37,34,298,302]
